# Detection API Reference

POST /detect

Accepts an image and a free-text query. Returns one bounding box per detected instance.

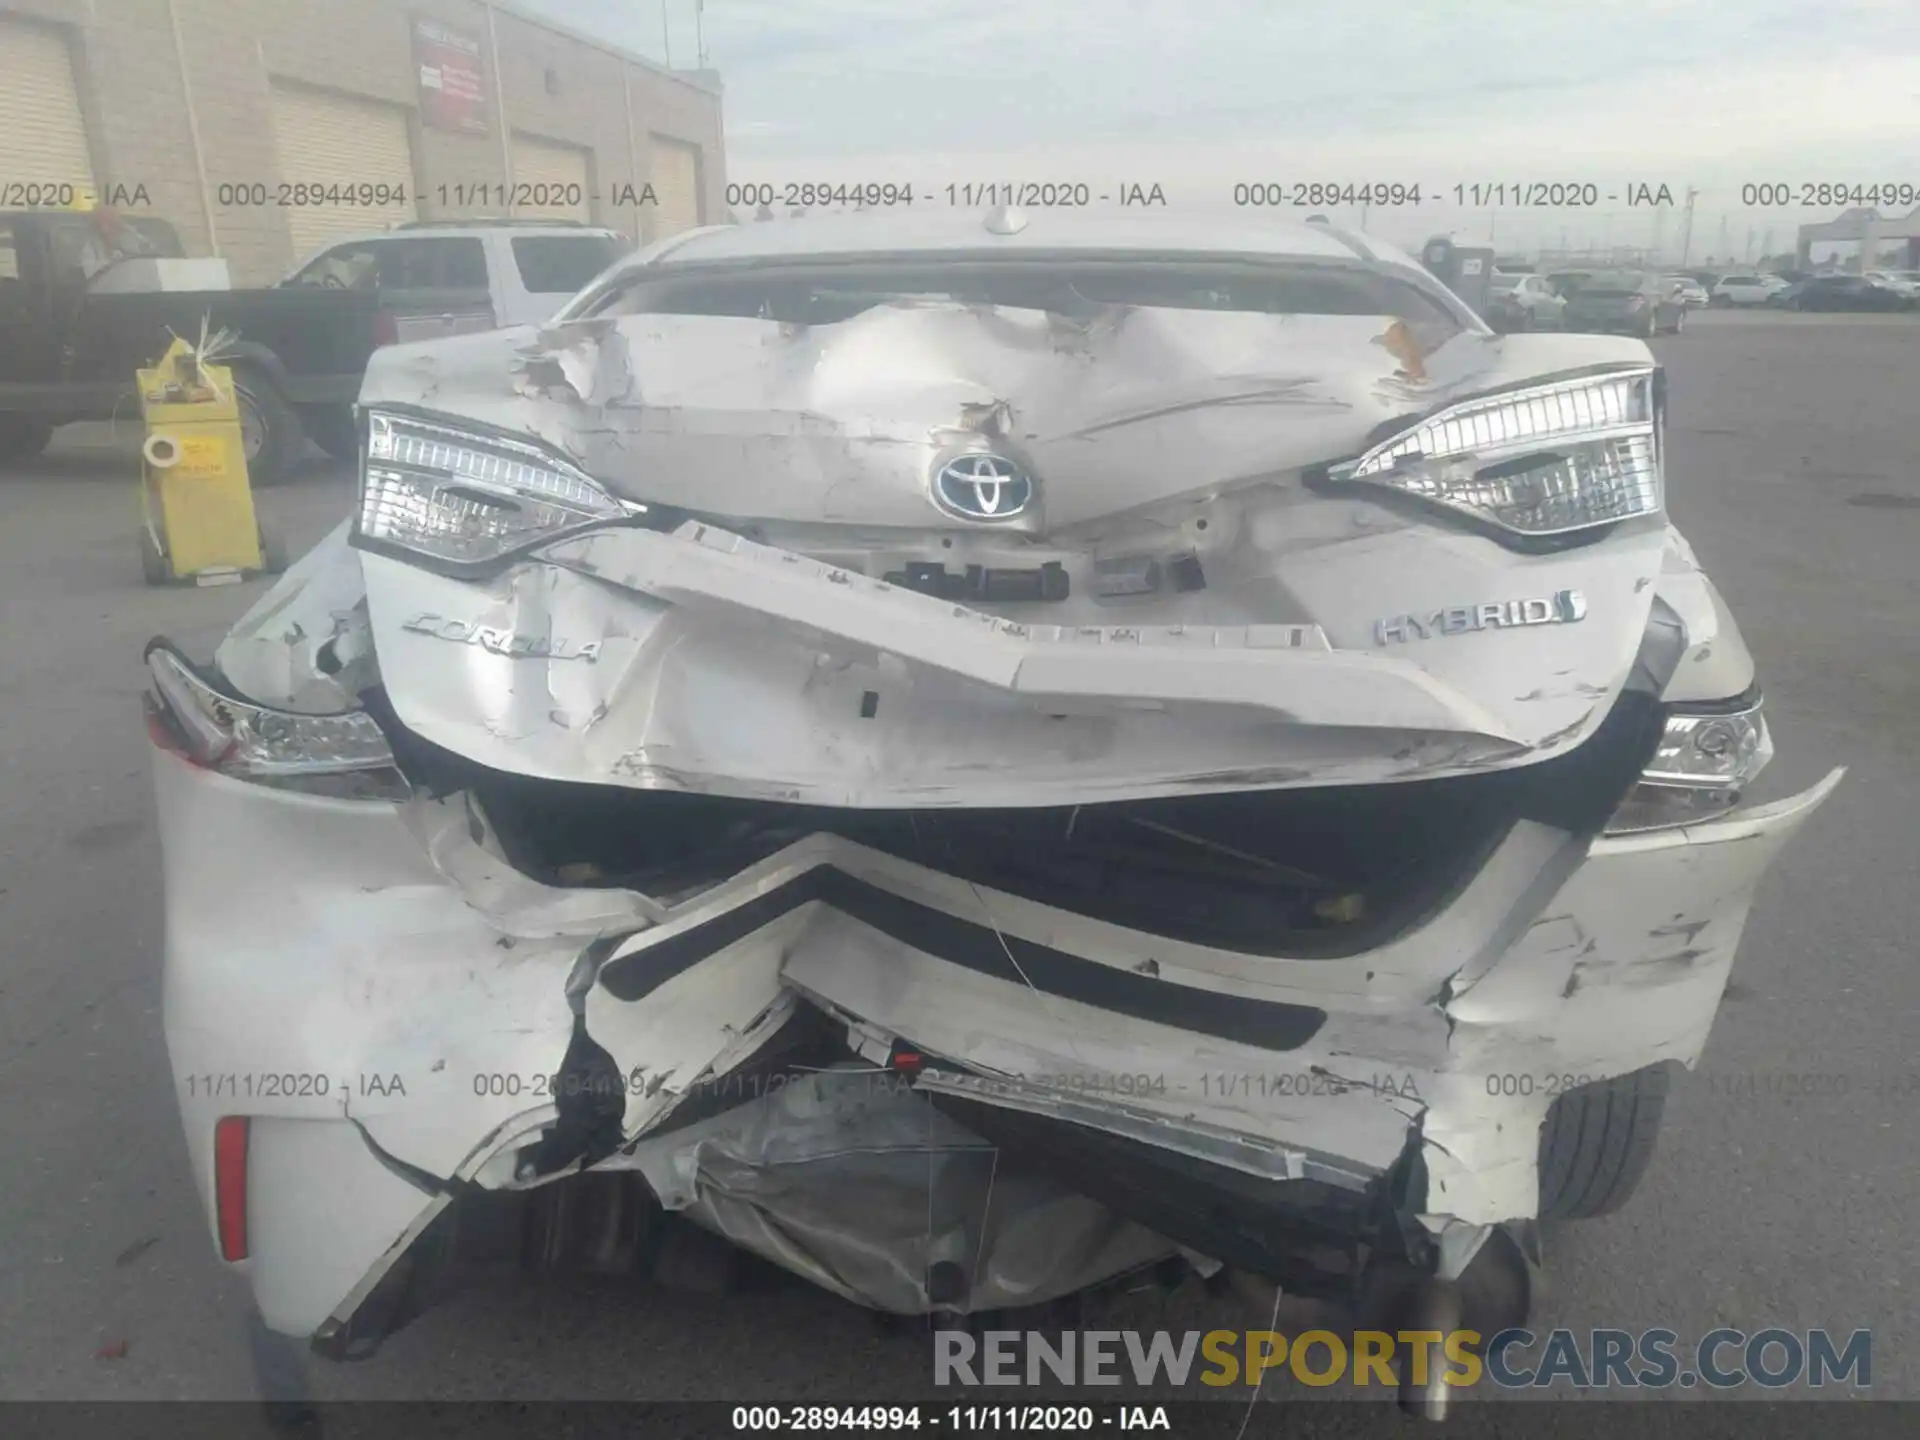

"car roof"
[644,208,1376,269]
[314,224,622,244]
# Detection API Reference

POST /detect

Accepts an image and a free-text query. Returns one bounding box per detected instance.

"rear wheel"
[0,418,54,466]
[301,406,359,464]
[138,527,170,585]
[232,368,301,487]
[257,522,289,574]
[1537,1062,1672,1219]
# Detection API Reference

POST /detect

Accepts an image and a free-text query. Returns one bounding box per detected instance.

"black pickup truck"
[0,211,391,482]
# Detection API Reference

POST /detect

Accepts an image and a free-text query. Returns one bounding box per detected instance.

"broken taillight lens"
[214,1116,250,1262]
[356,410,628,570]
[1329,367,1664,538]
[1606,695,1773,833]
[144,642,409,801]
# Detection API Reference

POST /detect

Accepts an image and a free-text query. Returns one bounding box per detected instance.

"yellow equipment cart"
[137,336,286,585]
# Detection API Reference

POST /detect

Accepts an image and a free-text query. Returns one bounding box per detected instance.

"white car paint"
[1710,273,1788,305]
[153,718,1840,1335]
[153,211,1839,1340]
[1864,270,1920,299]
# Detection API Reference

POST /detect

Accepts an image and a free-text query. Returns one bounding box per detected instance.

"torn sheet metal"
[355,513,1674,806]
[579,772,1841,1245]
[608,1068,1179,1314]
[346,304,1682,804]
[216,520,375,713]
[360,306,1648,535]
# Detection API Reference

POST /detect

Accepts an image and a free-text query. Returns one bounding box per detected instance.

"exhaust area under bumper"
[152,730,1842,1342]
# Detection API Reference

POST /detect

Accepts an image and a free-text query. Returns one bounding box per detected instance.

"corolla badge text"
[400,612,602,662]
[1374,589,1587,645]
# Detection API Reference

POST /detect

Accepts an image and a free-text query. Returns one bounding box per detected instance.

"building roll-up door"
[509,136,593,222]
[269,84,417,264]
[649,136,702,241]
[0,19,96,202]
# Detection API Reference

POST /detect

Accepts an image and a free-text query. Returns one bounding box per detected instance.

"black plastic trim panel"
[597,865,1328,1052]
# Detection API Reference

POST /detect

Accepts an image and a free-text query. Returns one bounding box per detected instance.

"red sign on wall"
[414,18,489,134]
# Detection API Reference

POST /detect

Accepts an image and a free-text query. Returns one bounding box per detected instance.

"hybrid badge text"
[1374,589,1588,645]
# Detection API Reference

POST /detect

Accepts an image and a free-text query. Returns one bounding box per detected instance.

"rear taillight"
[143,641,409,800]
[214,1117,250,1262]
[1606,694,1774,833]
[372,311,399,347]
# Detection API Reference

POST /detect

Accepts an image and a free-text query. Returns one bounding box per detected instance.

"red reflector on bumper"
[214,1116,250,1261]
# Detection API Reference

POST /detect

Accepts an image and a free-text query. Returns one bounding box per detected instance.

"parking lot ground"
[0,311,1915,1404]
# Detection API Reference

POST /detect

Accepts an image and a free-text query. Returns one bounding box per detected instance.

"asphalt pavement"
[0,309,1914,1406]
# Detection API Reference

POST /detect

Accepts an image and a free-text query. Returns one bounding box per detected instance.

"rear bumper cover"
[154,739,1842,1337]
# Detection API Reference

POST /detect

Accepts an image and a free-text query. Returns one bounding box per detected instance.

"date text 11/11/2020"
[182,1072,406,1099]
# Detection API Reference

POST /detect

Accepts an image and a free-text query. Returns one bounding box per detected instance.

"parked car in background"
[1863,270,1920,300]
[1563,270,1688,335]
[1709,273,1787,307]
[0,212,630,480]
[1487,270,1567,331]
[276,220,629,462]
[0,209,386,478]
[1545,270,1593,299]
[1771,274,1918,312]
[283,220,628,335]
[1664,275,1710,307]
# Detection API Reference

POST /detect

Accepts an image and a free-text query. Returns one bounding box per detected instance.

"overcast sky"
[519,0,1920,258]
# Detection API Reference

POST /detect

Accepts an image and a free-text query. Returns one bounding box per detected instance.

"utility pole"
[661,1,672,66]
[1678,186,1698,266]
[1717,216,1730,261]
[696,0,707,67]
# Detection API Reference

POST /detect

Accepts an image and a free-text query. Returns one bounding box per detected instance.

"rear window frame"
[563,250,1474,349]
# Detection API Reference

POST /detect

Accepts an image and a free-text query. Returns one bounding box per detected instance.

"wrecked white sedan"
[148,209,1839,1387]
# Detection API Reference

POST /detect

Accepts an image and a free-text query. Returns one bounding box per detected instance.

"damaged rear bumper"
[152,725,1841,1340]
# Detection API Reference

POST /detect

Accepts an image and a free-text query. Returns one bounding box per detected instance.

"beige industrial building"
[1,0,726,283]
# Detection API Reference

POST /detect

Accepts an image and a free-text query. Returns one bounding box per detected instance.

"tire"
[301,406,359,463]
[1396,1279,1464,1419]
[257,522,289,575]
[138,527,170,586]
[231,367,301,487]
[1537,1062,1672,1220]
[0,418,55,466]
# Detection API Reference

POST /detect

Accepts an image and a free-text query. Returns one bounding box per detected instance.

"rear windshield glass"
[578,258,1467,345]
[513,235,620,294]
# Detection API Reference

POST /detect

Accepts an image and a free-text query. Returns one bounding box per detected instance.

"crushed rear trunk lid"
[354,303,1671,806]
